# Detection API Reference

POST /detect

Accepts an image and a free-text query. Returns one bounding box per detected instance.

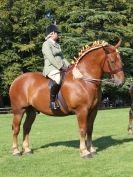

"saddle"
[47,65,73,113]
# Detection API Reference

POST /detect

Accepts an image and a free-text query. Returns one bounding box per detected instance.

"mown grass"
[0,108,133,177]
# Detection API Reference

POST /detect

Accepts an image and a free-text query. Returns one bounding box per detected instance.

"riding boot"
[50,81,61,110]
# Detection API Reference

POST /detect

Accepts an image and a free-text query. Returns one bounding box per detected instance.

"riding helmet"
[46,24,60,36]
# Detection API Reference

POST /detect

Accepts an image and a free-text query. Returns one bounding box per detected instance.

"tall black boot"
[50,81,61,110]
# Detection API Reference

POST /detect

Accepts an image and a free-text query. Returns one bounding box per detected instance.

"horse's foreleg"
[12,111,24,156]
[23,108,36,154]
[128,108,133,134]
[86,108,98,155]
[76,107,92,158]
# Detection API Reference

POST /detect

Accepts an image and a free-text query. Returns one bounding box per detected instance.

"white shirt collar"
[49,38,56,44]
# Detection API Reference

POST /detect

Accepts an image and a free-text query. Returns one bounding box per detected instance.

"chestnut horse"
[9,40,124,158]
[128,83,133,134]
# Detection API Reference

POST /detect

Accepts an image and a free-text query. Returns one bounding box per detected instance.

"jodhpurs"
[47,69,61,85]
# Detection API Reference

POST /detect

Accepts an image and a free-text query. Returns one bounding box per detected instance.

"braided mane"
[74,40,108,67]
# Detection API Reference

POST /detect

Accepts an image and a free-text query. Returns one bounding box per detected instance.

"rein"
[81,76,116,86]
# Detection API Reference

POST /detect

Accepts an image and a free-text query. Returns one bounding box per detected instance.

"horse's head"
[102,39,125,86]
[72,39,125,86]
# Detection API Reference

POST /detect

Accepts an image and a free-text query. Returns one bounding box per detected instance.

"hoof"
[80,150,93,158]
[81,153,93,158]
[128,128,133,135]
[83,153,93,158]
[91,151,97,156]
[13,152,21,156]
[128,131,133,135]
[23,150,33,155]
[87,147,97,156]
[12,148,21,156]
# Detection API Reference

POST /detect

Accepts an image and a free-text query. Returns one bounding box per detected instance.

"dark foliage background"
[0,0,133,106]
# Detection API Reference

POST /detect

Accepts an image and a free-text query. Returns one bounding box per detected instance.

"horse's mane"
[73,40,108,67]
[72,40,109,79]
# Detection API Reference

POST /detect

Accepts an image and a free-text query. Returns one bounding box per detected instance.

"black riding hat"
[46,24,60,36]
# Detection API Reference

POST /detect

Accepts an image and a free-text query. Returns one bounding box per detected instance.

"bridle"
[103,48,123,75]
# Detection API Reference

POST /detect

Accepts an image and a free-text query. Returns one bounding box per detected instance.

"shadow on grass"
[35,136,133,152]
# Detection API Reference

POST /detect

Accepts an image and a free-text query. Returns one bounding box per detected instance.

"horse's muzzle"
[115,80,125,87]
[114,77,125,87]
[113,71,125,87]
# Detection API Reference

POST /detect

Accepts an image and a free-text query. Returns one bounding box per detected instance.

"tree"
[0,0,133,103]
[0,0,46,95]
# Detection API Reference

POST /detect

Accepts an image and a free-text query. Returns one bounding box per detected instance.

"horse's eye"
[111,60,115,64]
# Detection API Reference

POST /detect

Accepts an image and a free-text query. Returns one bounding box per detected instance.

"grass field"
[0,108,133,177]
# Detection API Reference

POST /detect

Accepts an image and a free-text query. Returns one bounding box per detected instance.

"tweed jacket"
[42,38,70,76]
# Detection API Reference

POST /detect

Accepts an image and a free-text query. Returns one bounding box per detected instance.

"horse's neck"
[78,58,104,79]
[77,48,104,77]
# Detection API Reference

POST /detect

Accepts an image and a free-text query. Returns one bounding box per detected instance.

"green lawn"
[0,108,133,177]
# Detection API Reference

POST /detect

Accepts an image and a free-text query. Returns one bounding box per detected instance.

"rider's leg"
[48,70,61,110]
[50,81,61,109]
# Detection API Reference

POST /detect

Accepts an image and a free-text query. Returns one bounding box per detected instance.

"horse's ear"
[115,38,122,49]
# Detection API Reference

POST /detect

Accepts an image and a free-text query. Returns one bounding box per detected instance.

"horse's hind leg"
[12,109,25,156]
[128,106,133,134]
[23,107,36,154]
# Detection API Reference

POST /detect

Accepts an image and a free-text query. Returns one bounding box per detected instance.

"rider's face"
[51,32,59,41]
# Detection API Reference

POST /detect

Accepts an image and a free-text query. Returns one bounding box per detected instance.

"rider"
[42,24,70,110]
